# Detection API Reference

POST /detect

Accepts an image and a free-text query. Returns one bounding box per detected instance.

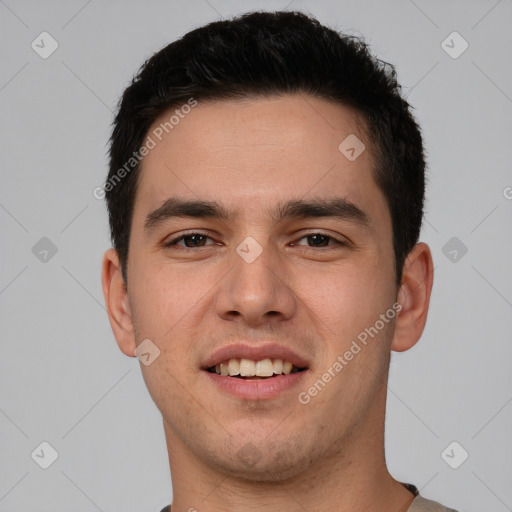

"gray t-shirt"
[409,495,459,511]
[405,483,459,511]
[158,483,460,511]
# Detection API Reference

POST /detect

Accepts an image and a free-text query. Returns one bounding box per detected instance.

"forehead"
[134,94,385,221]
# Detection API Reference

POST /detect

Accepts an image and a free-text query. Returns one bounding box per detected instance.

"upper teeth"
[214,358,295,377]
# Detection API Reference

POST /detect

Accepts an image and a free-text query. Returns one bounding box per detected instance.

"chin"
[201,437,325,483]
[220,457,309,483]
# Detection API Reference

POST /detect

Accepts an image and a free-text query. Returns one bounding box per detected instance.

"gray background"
[1,0,511,510]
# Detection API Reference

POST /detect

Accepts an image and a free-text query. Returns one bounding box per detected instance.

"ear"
[101,248,136,357]
[391,242,434,352]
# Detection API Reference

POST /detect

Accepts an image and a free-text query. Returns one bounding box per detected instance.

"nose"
[214,239,297,328]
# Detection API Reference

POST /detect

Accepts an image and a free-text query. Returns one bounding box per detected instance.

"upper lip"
[202,343,311,370]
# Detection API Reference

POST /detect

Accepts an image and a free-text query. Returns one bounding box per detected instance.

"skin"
[102,94,433,512]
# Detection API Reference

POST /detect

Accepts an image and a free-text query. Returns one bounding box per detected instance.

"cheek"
[294,259,394,346]
[128,255,213,336]
[130,265,204,413]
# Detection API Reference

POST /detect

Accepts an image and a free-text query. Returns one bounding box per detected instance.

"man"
[101,10,458,512]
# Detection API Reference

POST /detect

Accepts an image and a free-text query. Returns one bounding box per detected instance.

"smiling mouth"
[207,358,307,379]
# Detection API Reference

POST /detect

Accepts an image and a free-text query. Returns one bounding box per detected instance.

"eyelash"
[163,231,348,249]
[164,231,218,248]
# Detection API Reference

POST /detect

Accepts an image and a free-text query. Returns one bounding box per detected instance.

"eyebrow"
[272,198,370,227]
[144,196,370,231]
[144,198,231,231]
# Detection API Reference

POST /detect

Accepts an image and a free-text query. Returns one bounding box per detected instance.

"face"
[110,94,405,480]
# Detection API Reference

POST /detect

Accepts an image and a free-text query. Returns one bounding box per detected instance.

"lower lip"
[203,370,308,400]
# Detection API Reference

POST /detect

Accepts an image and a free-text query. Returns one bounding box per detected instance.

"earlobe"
[101,249,137,357]
[391,242,434,353]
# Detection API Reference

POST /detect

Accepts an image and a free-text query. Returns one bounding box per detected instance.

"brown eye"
[181,234,208,247]
[293,232,345,248]
[164,232,216,248]
[305,234,330,247]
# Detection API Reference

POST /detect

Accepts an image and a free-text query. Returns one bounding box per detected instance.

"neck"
[163,391,415,512]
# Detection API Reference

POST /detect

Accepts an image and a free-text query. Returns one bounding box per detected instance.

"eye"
[164,231,217,248]
[292,232,346,248]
